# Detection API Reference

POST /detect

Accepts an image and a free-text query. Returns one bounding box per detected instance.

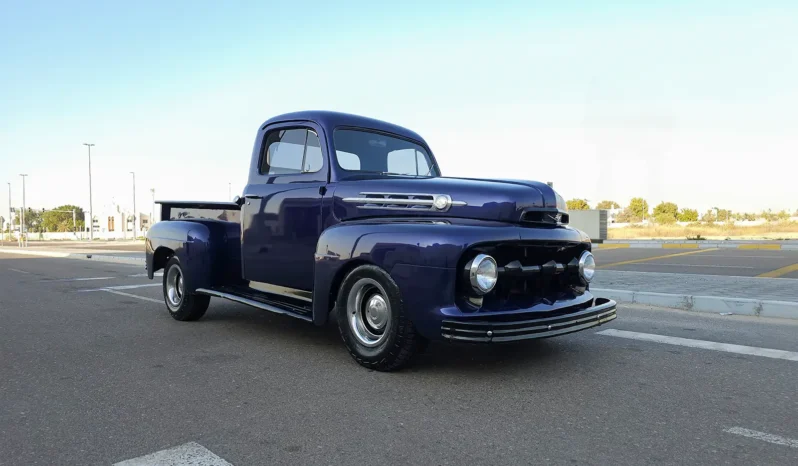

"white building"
[84,200,152,239]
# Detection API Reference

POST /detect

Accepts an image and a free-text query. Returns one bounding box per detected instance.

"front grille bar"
[498,258,578,276]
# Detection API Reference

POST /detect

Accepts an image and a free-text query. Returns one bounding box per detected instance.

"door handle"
[243,194,262,199]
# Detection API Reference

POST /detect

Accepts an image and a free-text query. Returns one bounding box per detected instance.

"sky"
[1,0,797,220]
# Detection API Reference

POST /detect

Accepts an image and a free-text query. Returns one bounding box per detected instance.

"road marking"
[48,276,116,282]
[662,243,699,249]
[78,283,161,292]
[597,329,798,362]
[724,427,798,449]
[621,263,755,269]
[113,441,234,465]
[128,272,163,277]
[598,248,717,268]
[9,268,31,274]
[704,255,788,259]
[758,263,798,278]
[103,289,163,303]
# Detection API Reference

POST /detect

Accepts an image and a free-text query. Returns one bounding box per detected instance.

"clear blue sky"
[1,0,796,217]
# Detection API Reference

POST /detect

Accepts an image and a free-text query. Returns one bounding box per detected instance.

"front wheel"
[162,257,210,321]
[336,265,426,371]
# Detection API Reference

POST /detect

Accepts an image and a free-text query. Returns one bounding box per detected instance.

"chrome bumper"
[441,297,617,343]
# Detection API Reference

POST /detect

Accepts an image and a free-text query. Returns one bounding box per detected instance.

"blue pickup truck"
[146,111,616,370]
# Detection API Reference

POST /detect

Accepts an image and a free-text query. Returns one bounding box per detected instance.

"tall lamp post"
[19,174,28,247]
[130,172,137,239]
[150,188,155,227]
[83,143,95,241]
[6,182,11,242]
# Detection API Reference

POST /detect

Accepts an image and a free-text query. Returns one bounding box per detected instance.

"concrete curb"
[0,247,144,264]
[593,288,798,320]
[596,241,793,250]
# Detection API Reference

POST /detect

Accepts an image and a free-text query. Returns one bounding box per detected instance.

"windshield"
[333,129,439,177]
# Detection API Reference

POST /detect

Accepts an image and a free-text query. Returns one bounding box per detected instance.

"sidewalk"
[593,270,798,302]
[0,245,144,263]
[593,270,797,319]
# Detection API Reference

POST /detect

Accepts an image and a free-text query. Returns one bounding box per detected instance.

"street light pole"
[150,188,155,227]
[130,172,137,239]
[19,174,27,247]
[83,143,95,241]
[228,182,231,200]
[6,182,11,242]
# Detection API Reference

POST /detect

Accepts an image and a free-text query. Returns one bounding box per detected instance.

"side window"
[260,128,324,175]
[304,131,324,173]
[336,150,361,170]
[387,149,430,175]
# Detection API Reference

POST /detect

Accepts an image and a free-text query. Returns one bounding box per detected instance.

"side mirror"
[233,195,243,206]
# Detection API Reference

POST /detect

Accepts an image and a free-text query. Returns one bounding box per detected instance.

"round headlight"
[469,254,498,294]
[579,251,596,283]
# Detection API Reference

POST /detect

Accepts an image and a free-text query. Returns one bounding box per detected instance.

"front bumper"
[441,297,617,343]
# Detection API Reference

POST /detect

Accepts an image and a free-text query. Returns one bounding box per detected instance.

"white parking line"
[48,277,115,282]
[113,441,234,465]
[103,289,163,304]
[9,268,31,274]
[77,283,161,292]
[624,263,755,269]
[597,329,798,362]
[724,427,798,449]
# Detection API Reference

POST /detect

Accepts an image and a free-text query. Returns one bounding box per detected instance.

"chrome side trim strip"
[343,197,434,205]
[247,281,313,302]
[342,192,467,210]
[196,288,313,322]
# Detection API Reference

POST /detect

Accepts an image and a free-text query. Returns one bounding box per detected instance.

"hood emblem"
[343,192,467,212]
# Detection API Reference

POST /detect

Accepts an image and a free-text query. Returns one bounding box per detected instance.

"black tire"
[336,265,426,371]
[162,257,210,321]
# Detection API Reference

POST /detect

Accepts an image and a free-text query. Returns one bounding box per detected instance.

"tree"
[41,205,85,232]
[701,210,716,223]
[654,213,677,224]
[627,197,649,220]
[776,210,791,221]
[566,199,590,210]
[760,209,777,222]
[18,208,43,233]
[677,208,699,222]
[596,200,620,210]
[653,202,679,221]
[717,209,732,222]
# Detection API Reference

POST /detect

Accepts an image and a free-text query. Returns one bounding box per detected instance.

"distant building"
[83,200,150,239]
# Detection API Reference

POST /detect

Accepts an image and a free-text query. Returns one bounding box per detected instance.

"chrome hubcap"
[166,265,184,308]
[347,278,391,347]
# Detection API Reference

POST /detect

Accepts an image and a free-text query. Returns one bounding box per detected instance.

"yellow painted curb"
[662,243,699,249]
[595,243,630,249]
[738,244,781,250]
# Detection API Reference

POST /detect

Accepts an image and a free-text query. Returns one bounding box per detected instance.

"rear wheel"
[336,265,426,371]
[162,257,210,321]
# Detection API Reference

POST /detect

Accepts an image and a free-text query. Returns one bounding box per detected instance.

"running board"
[195,288,313,322]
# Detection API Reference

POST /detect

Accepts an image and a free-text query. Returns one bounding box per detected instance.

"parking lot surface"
[2,253,798,465]
[595,247,798,278]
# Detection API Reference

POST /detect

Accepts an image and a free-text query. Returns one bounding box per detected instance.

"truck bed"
[158,200,241,223]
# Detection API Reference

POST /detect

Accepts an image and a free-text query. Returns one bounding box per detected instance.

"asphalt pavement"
[595,247,798,278]
[2,253,798,465]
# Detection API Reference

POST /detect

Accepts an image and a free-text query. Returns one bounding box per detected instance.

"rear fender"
[145,220,242,292]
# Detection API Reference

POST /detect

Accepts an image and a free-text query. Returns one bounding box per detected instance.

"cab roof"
[261,110,428,147]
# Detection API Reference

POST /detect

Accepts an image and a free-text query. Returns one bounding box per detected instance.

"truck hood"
[332,176,567,224]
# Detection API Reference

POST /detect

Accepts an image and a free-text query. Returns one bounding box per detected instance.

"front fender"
[310,219,590,335]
